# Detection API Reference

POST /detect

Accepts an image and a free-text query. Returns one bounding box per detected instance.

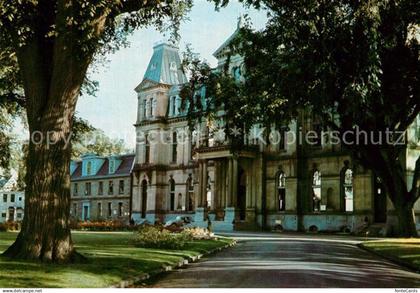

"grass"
[361,238,420,272]
[0,231,233,288]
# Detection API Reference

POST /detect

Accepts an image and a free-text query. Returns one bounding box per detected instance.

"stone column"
[202,160,208,207]
[197,161,203,208]
[232,157,238,207]
[226,158,233,206]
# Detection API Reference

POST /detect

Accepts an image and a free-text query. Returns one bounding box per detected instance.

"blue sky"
[75,0,268,148]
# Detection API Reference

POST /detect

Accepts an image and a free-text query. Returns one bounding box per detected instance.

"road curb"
[111,239,237,288]
[357,243,420,274]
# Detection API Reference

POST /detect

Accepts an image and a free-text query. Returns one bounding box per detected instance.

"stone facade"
[70,153,134,223]
[131,23,420,233]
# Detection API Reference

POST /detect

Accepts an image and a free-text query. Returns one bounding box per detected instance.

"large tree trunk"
[2,29,91,262]
[3,131,82,262]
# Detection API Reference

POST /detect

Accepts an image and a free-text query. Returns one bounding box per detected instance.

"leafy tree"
[204,0,419,236]
[0,0,192,262]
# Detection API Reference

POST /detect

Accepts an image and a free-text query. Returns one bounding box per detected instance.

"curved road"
[147,232,420,288]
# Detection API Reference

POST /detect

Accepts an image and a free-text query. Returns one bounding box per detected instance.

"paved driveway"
[147,232,420,288]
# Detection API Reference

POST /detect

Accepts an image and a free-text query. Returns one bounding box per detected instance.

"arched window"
[169,177,175,211]
[344,168,353,212]
[186,175,194,211]
[312,170,322,212]
[277,171,286,211]
[145,98,151,117]
[172,131,178,163]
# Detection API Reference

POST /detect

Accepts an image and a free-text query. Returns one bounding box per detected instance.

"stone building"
[70,153,134,223]
[0,171,25,223]
[131,22,420,232]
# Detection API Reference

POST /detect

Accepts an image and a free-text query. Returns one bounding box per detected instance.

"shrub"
[70,220,137,231]
[133,225,193,250]
[183,227,214,240]
[0,221,21,232]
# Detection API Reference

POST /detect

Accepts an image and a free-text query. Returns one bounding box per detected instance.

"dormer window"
[86,161,92,176]
[170,61,177,71]
[109,160,115,174]
[150,63,157,70]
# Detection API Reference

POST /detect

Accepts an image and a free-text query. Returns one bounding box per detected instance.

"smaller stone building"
[0,171,25,223]
[70,153,135,223]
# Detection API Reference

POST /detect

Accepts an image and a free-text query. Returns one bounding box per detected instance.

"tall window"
[97,202,102,218]
[3,194,6,202]
[118,202,123,217]
[108,202,112,217]
[141,180,147,218]
[172,131,178,163]
[186,175,194,211]
[171,96,176,115]
[145,134,150,164]
[85,182,91,196]
[10,194,15,202]
[143,99,147,118]
[312,170,322,211]
[98,181,103,195]
[169,178,175,211]
[108,181,114,195]
[149,98,153,117]
[86,161,92,175]
[74,183,78,196]
[119,180,124,194]
[344,168,354,212]
[277,171,286,211]
[73,203,77,216]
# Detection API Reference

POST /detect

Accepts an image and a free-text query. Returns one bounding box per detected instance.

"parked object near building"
[70,153,135,223]
[0,170,25,223]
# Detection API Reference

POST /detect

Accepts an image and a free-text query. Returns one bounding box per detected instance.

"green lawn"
[0,231,233,288]
[361,238,420,271]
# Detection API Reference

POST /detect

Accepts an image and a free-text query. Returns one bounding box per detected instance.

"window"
[3,194,6,202]
[344,168,354,212]
[145,134,150,164]
[143,99,147,118]
[18,197,22,201]
[169,178,175,211]
[109,160,115,173]
[277,171,286,211]
[85,182,91,196]
[87,161,92,175]
[1,213,6,218]
[171,96,176,115]
[172,131,178,163]
[74,183,78,196]
[17,213,22,219]
[170,61,177,71]
[108,202,112,217]
[186,175,194,211]
[98,181,103,195]
[149,98,153,117]
[73,203,77,216]
[108,181,114,195]
[10,194,15,202]
[312,170,322,211]
[119,180,124,194]
[141,180,148,218]
[118,202,123,217]
[97,202,102,217]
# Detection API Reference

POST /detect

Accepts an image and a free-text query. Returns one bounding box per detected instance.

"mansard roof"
[136,42,187,92]
[71,154,135,181]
